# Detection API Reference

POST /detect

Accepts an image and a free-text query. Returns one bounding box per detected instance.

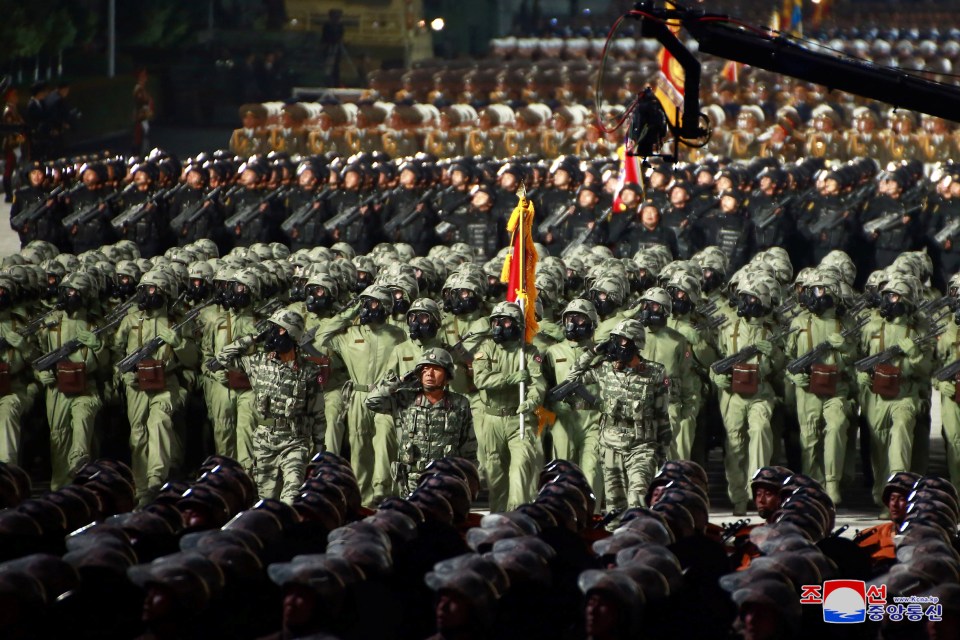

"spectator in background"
[25,81,50,161]
[321,9,345,87]
[44,81,80,159]
[2,86,26,202]
[132,68,155,155]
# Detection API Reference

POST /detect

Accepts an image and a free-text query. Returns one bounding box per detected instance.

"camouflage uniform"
[366,348,477,494]
[216,310,325,503]
[570,320,670,511]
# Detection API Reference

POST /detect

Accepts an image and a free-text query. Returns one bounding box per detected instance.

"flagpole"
[517,185,527,440]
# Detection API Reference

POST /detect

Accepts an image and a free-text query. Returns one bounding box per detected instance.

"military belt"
[259,417,297,429]
[351,383,373,392]
[484,407,516,417]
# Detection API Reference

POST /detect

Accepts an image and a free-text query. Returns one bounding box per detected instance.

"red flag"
[612,135,643,214]
[500,188,539,343]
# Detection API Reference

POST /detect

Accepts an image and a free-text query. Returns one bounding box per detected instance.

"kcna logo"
[801,580,876,624]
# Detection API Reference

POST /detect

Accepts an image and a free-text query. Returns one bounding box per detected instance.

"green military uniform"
[472,302,546,512]
[543,299,603,496]
[710,280,785,513]
[0,276,38,465]
[34,274,107,488]
[783,271,857,502]
[112,271,198,504]
[217,309,325,503]
[315,286,408,505]
[857,277,934,505]
[936,311,960,488]
[366,348,477,494]
[569,319,670,510]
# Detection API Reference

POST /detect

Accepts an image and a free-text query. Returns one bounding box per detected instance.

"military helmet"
[232,268,262,301]
[306,272,339,299]
[269,309,305,342]
[751,466,793,493]
[820,250,856,285]
[490,301,524,326]
[882,471,922,504]
[415,348,456,379]
[139,270,173,296]
[737,277,772,309]
[561,298,598,327]
[667,272,702,304]
[192,238,219,260]
[408,297,442,324]
[807,268,841,297]
[641,287,673,315]
[610,319,646,349]
[360,284,394,308]
[60,271,94,296]
[881,276,917,308]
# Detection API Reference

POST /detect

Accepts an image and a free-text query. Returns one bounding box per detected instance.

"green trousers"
[551,406,602,497]
[46,387,101,489]
[720,391,775,507]
[477,411,540,512]
[939,392,960,488]
[794,388,850,486]
[0,389,27,467]
[601,440,660,511]
[125,380,180,504]
[865,395,918,506]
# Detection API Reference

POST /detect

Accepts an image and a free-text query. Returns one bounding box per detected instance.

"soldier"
[727,105,764,160]
[324,161,379,255]
[314,285,408,505]
[783,269,857,503]
[700,190,755,272]
[710,277,785,515]
[384,103,426,158]
[0,275,37,467]
[228,103,270,157]
[472,301,545,512]
[748,167,794,254]
[541,106,584,158]
[269,103,309,155]
[115,161,169,259]
[565,319,670,510]
[33,272,106,488]
[853,471,919,570]
[660,182,711,260]
[366,348,476,494]
[200,269,260,470]
[797,169,858,266]
[935,278,960,488]
[845,107,891,167]
[170,164,224,249]
[441,185,504,262]
[614,200,679,259]
[857,277,934,507]
[10,163,63,250]
[424,105,472,158]
[543,298,603,497]
[215,309,324,503]
[64,162,118,254]
[381,161,438,256]
[345,101,390,154]
[112,269,198,504]
[862,170,918,270]
[804,105,845,160]
[433,160,474,220]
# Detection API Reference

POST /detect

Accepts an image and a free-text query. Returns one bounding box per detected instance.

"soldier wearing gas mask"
[216,309,325,503]
[784,269,858,504]
[935,271,960,488]
[200,268,261,469]
[565,319,670,511]
[472,301,546,512]
[543,298,603,499]
[710,276,785,515]
[315,284,408,505]
[857,276,934,506]
[0,275,39,468]
[589,275,629,342]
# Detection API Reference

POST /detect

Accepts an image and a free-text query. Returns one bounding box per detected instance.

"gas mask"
[702,269,724,294]
[563,313,594,341]
[0,291,13,311]
[639,301,668,329]
[43,277,60,301]
[137,286,166,311]
[612,337,639,365]
[879,292,908,320]
[57,289,83,313]
[116,276,138,299]
[491,317,522,344]
[408,311,439,341]
[263,325,296,354]
[486,277,507,299]
[355,272,374,293]
[391,290,411,316]
[305,286,333,314]
[186,279,209,303]
[565,273,584,297]
[359,297,387,325]
[451,289,480,315]
[441,290,454,313]
[737,293,766,319]
[289,278,307,302]
[228,284,252,311]
[590,290,618,318]
[864,289,883,309]
[669,288,693,316]
[805,286,835,316]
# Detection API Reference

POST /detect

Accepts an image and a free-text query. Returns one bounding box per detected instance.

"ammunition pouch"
[731,363,760,396]
[872,364,901,400]
[809,364,839,398]
[136,359,166,392]
[56,362,87,395]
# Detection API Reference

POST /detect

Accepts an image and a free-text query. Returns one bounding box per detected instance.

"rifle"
[445,330,489,366]
[854,323,946,373]
[110,186,177,233]
[383,187,438,236]
[169,185,223,235]
[676,199,719,237]
[206,323,273,373]
[561,208,610,259]
[10,185,66,231]
[536,204,575,237]
[694,313,728,332]
[595,508,623,530]
[254,297,283,319]
[224,186,290,235]
[808,206,849,236]
[322,193,380,233]
[862,203,923,235]
[0,306,60,350]
[32,312,127,372]
[934,218,960,245]
[786,315,868,375]
[934,358,960,382]
[280,188,335,237]
[751,195,794,231]
[696,300,718,317]
[918,295,951,314]
[61,184,134,229]
[775,297,798,316]
[721,518,752,544]
[433,191,472,218]
[116,300,214,374]
[711,326,797,375]
[546,378,599,407]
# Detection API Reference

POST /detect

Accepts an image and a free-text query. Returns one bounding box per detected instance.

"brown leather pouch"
[872,364,901,399]
[56,362,87,395]
[306,355,331,387]
[809,364,839,398]
[0,363,10,396]
[731,364,760,396]
[137,359,167,391]
[227,369,252,391]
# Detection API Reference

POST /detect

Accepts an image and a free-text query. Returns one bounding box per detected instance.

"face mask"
[392,295,411,316]
[486,279,507,298]
[865,290,882,308]
[289,281,306,302]
[491,319,522,344]
[451,291,480,315]
[408,319,439,341]
[229,289,251,311]
[264,326,296,353]
[43,280,59,300]
[359,299,387,325]
[640,305,667,329]
[670,293,693,316]
[137,289,165,311]
[442,291,454,313]
[806,293,835,316]
[117,279,137,299]
[591,291,618,318]
[565,275,584,296]
[57,291,83,313]
[564,321,593,341]
[737,294,765,319]
[879,293,907,320]
[305,291,333,314]
[703,270,724,294]
[613,340,639,365]
[355,274,373,293]
[186,281,209,302]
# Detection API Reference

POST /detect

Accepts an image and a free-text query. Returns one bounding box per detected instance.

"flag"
[769,7,781,31]
[721,60,742,84]
[812,0,831,28]
[782,0,803,36]
[654,1,685,129]
[612,134,644,213]
[500,186,539,344]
